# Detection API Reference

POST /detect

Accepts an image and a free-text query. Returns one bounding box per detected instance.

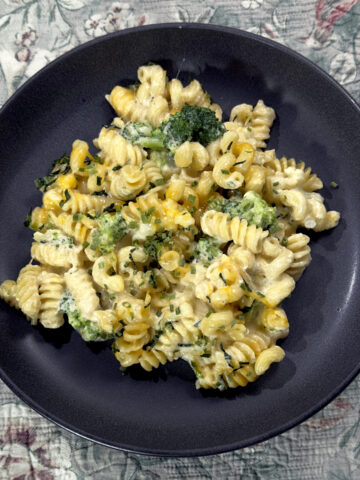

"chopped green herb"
[103,203,116,214]
[128,221,139,229]
[220,343,234,368]
[59,189,71,207]
[34,154,70,192]
[91,189,108,196]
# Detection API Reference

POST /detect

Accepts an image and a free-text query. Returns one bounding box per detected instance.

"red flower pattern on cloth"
[302,0,360,47]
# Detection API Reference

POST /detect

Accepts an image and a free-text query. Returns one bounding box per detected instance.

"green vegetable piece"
[34,154,70,192]
[194,236,222,262]
[121,122,164,150]
[208,191,279,233]
[159,104,225,155]
[59,291,112,342]
[90,211,127,254]
[206,195,227,212]
[226,191,279,233]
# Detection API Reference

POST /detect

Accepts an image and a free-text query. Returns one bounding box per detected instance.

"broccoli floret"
[120,105,225,158]
[206,195,227,212]
[59,291,112,342]
[224,191,279,233]
[194,236,222,262]
[207,191,279,232]
[160,104,225,155]
[222,197,246,218]
[121,122,164,150]
[34,154,70,192]
[91,211,127,254]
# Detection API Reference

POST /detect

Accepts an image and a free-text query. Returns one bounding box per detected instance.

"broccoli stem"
[138,137,164,150]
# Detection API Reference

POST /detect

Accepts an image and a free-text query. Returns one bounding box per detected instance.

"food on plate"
[0,64,340,390]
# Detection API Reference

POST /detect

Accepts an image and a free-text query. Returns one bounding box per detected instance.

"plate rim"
[0,22,359,457]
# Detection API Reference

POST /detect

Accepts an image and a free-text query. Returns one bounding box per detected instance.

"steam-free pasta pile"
[0,65,340,390]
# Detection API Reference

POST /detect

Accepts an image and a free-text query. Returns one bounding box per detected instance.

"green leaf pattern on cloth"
[0,1,359,478]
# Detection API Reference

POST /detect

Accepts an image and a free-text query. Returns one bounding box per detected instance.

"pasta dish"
[0,64,340,390]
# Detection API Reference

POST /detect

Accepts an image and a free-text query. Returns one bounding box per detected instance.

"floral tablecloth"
[0,1,359,479]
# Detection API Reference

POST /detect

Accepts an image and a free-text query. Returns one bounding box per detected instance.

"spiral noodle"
[157,303,198,353]
[39,271,65,328]
[168,79,211,111]
[64,268,99,317]
[0,280,18,308]
[109,165,146,200]
[49,211,91,244]
[229,101,275,150]
[201,210,268,253]
[264,156,323,192]
[138,348,168,371]
[249,100,276,150]
[114,322,152,368]
[95,127,145,168]
[142,160,165,190]
[62,191,114,214]
[31,237,82,269]
[16,265,42,324]
[121,191,162,224]
[194,327,273,389]
[285,233,312,280]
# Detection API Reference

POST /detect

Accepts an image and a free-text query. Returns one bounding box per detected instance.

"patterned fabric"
[0,1,359,478]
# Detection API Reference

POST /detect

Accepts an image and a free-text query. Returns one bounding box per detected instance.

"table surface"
[0,1,359,479]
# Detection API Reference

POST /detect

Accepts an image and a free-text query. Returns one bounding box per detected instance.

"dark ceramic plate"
[0,24,359,457]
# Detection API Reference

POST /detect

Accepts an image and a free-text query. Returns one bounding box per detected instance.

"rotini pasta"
[0,64,340,391]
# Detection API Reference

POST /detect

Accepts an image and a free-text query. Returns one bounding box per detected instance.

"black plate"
[0,24,359,457]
